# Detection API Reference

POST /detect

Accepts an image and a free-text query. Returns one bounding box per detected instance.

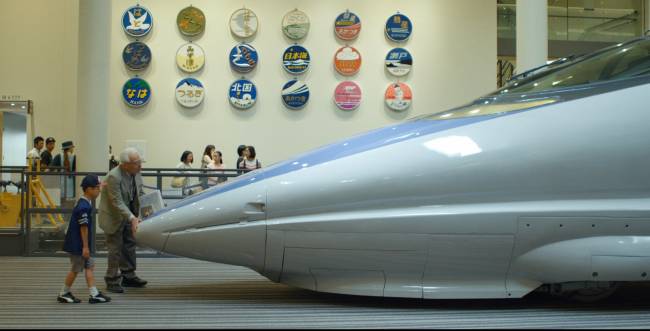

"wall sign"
[177,6,206,37]
[282,9,310,40]
[385,13,412,42]
[334,81,361,111]
[176,43,205,73]
[122,77,151,107]
[122,41,151,71]
[122,5,153,38]
[334,46,361,76]
[282,45,310,74]
[229,43,258,73]
[281,79,309,109]
[175,78,205,108]
[230,8,259,39]
[385,48,412,76]
[385,82,412,111]
[334,10,361,40]
[229,79,257,109]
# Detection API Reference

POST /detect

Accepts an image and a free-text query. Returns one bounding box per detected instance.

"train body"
[138,37,650,300]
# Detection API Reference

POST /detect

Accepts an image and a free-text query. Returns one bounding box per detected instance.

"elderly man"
[98,147,148,293]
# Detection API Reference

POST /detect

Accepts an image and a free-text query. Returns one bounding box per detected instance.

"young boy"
[57,175,111,304]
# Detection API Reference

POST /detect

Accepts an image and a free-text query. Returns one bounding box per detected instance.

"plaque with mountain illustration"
[176,78,205,108]
[177,6,206,37]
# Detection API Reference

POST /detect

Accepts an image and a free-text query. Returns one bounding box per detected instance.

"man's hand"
[131,217,141,235]
[82,247,90,260]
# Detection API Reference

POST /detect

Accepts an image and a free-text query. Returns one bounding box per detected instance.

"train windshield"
[496,38,650,95]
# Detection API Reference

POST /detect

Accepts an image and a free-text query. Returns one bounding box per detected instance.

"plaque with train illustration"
[122,77,151,107]
[177,6,206,37]
[281,79,309,109]
[122,41,151,71]
[384,82,412,111]
[229,43,258,73]
[176,42,205,73]
[229,79,257,109]
[334,81,362,111]
[282,45,310,74]
[122,5,153,37]
[334,10,361,40]
[230,8,259,39]
[385,48,412,76]
[176,78,205,108]
[385,13,412,42]
[282,9,310,40]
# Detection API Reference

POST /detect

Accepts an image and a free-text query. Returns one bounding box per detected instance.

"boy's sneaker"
[57,292,82,303]
[88,291,111,304]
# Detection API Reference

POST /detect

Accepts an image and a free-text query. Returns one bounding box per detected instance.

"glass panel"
[28,212,72,255]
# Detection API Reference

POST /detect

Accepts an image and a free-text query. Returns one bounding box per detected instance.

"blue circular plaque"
[122,5,153,38]
[229,43,258,73]
[229,79,257,109]
[385,48,412,76]
[281,79,309,109]
[122,77,151,107]
[385,13,412,42]
[122,41,152,71]
[282,45,310,74]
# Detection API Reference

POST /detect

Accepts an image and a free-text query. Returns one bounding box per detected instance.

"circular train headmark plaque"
[334,46,362,76]
[282,9,310,40]
[230,8,259,39]
[334,11,361,40]
[334,81,362,111]
[122,5,153,38]
[229,79,257,109]
[122,41,151,71]
[176,78,205,108]
[229,43,259,73]
[281,79,310,109]
[282,45,310,74]
[177,6,206,37]
[385,48,412,76]
[385,13,412,42]
[122,77,151,107]
[176,43,205,73]
[384,82,412,111]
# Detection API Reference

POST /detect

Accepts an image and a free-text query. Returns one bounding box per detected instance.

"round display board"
[385,13,412,42]
[282,9,310,39]
[334,81,361,111]
[122,77,151,107]
[122,41,151,71]
[385,82,412,111]
[177,6,206,37]
[334,11,361,40]
[334,46,361,76]
[230,8,259,39]
[229,43,258,73]
[385,48,412,76]
[176,78,205,108]
[176,43,205,73]
[229,79,257,109]
[282,45,310,74]
[122,5,153,37]
[281,79,309,109]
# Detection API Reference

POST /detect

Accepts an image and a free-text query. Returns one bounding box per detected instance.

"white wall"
[0,0,79,152]
[1,112,27,183]
[109,0,496,167]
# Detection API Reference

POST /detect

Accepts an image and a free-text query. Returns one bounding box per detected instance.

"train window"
[497,38,650,95]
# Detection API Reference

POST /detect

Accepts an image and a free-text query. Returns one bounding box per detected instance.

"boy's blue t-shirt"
[62,197,93,255]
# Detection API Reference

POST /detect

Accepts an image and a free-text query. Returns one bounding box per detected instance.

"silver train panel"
[138,39,650,299]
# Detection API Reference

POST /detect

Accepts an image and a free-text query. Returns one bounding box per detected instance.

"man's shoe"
[122,276,147,288]
[89,291,111,304]
[57,292,82,303]
[106,284,124,293]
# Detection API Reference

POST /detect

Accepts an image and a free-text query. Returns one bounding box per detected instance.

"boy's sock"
[89,287,99,297]
[60,285,71,296]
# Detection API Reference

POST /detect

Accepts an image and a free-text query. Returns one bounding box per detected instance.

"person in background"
[40,137,56,169]
[235,145,246,172]
[52,141,77,199]
[109,145,119,170]
[238,146,262,171]
[207,150,227,186]
[98,147,148,294]
[172,151,194,195]
[27,136,44,166]
[57,174,111,304]
[200,145,215,189]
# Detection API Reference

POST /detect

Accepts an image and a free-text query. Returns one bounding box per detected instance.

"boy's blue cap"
[80,175,101,189]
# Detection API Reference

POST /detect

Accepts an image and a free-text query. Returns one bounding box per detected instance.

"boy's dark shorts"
[69,255,95,273]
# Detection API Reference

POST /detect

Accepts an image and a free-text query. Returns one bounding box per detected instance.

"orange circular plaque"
[334,46,361,76]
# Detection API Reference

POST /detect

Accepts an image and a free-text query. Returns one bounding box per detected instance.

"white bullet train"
[138,36,650,301]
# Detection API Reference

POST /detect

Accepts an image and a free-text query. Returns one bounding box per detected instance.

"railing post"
[156,170,162,192]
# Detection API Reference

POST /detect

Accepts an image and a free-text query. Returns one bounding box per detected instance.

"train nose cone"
[135,185,267,272]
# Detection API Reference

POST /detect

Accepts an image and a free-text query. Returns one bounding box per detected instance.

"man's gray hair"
[119,147,141,163]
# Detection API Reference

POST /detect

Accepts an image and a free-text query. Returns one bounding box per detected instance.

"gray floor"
[1,257,650,329]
